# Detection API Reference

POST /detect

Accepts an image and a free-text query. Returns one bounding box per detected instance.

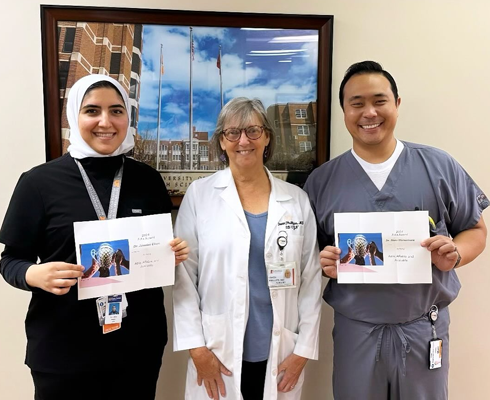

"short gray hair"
[211,97,276,165]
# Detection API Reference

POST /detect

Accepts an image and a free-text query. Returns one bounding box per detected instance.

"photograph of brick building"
[55,21,320,194]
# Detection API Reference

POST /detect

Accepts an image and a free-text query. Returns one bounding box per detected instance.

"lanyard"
[74,158,124,220]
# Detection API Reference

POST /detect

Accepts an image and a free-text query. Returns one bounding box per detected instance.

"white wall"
[1,1,489,399]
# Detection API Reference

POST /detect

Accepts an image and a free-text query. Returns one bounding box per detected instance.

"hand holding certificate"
[334,211,432,284]
[74,213,174,299]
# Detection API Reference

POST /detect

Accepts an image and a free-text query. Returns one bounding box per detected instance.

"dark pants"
[333,308,450,400]
[31,362,161,400]
[241,359,268,400]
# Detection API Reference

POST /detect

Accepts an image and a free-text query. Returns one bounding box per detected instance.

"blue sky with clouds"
[137,26,318,140]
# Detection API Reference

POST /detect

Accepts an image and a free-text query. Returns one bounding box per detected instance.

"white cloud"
[163,102,186,116]
[226,80,317,109]
[138,115,158,123]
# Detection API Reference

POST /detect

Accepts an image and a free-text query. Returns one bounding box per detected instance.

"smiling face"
[342,73,401,159]
[78,87,128,155]
[220,113,270,172]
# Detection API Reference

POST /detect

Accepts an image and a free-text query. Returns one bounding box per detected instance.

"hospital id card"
[267,261,296,289]
[429,339,443,370]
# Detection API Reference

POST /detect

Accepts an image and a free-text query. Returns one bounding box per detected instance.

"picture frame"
[41,5,334,207]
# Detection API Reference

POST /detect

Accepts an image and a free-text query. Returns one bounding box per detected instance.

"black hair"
[83,80,124,102]
[339,61,399,109]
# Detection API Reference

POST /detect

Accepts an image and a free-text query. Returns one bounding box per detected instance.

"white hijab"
[66,74,135,159]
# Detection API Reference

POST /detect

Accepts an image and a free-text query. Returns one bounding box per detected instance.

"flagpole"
[189,27,194,170]
[219,45,223,109]
[156,44,163,171]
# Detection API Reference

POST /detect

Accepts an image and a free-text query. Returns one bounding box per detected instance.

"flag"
[191,37,195,61]
[217,52,221,71]
[160,50,165,75]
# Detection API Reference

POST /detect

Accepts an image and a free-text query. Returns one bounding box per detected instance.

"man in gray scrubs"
[304,61,488,400]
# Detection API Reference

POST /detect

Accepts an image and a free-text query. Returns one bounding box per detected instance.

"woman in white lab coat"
[173,97,322,400]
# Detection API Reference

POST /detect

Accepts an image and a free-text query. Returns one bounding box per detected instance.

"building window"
[59,61,70,91]
[110,53,121,74]
[131,53,141,74]
[133,25,143,49]
[199,145,208,158]
[62,28,75,53]
[295,109,307,119]
[274,120,280,128]
[299,141,312,152]
[161,154,168,161]
[200,165,209,170]
[160,144,168,152]
[130,105,137,128]
[172,144,180,153]
[172,154,181,161]
[297,125,309,136]
[129,78,139,98]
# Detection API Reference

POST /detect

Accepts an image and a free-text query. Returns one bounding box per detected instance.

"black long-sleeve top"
[0,154,172,373]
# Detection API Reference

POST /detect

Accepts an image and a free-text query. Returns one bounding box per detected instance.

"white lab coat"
[173,168,322,400]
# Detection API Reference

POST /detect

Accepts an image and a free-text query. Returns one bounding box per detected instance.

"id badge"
[96,294,127,334]
[429,339,443,370]
[267,261,296,289]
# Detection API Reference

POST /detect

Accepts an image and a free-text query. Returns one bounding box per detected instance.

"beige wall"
[1,1,489,399]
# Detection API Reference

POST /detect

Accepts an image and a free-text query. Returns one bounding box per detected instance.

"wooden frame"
[41,5,334,207]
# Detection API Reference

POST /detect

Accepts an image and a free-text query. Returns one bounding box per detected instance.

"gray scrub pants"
[332,308,450,400]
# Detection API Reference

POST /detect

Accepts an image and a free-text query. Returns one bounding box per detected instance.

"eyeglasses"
[221,125,265,142]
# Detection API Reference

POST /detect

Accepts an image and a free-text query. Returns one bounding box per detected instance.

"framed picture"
[41,5,334,207]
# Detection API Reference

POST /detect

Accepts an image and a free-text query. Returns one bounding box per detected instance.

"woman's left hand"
[277,353,308,393]
[171,237,189,266]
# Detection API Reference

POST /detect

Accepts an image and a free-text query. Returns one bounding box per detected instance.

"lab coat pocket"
[278,327,298,364]
[277,327,305,399]
[201,311,234,371]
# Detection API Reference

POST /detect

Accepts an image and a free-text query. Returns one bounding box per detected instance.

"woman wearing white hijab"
[0,75,187,400]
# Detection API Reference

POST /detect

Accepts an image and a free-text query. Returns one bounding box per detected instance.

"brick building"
[267,101,317,156]
[135,127,224,171]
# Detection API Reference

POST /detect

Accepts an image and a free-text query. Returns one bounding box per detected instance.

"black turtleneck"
[0,153,172,373]
[78,154,124,189]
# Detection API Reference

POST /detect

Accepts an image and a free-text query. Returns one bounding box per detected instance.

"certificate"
[334,211,432,284]
[74,213,174,300]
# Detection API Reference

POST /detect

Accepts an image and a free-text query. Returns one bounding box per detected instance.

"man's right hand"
[320,246,341,278]
[25,262,84,295]
[190,346,232,400]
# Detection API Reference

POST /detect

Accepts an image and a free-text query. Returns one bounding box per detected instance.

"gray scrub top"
[304,141,489,324]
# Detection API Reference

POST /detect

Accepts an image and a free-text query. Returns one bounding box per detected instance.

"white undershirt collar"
[351,139,405,190]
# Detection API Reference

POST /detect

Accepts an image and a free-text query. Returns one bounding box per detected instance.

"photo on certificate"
[80,239,130,284]
[338,233,384,271]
